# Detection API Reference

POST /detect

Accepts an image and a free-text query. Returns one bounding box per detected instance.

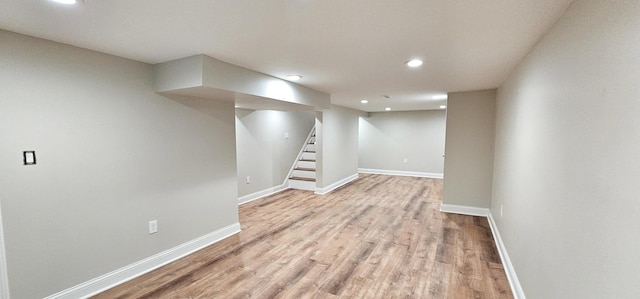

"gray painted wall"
[0,30,239,298]
[442,90,496,208]
[492,1,640,298]
[359,110,446,175]
[316,105,364,189]
[235,109,315,197]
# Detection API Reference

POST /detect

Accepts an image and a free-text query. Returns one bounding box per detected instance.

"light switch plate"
[23,151,36,165]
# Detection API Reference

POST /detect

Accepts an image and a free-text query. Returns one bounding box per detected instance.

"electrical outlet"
[148,220,158,234]
[500,205,504,217]
[246,176,250,184]
[403,158,408,164]
[284,132,289,139]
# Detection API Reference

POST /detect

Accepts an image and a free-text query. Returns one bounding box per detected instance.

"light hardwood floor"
[93,174,512,298]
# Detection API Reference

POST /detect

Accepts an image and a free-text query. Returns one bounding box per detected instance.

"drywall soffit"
[154,55,330,111]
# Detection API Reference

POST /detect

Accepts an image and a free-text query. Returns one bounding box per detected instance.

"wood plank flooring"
[93,174,512,298]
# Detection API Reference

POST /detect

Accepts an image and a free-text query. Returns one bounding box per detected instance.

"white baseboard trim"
[315,173,359,195]
[439,203,489,217]
[0,204,10,299]
[358,168,443,179]
[488,212,526,299]
[45,223,241,299]
[238,183,289,205]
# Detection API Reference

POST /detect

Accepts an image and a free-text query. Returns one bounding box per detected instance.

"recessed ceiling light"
[406,59,423,68]
[234,105,240,108]
[440,105,447,109]
[433,94,448,100]
[50,0,77,4]
[286,75,302,81]
[361,100,368,104]
[385,107,391,111]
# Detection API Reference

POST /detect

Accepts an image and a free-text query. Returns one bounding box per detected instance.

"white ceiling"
[0,0,573,112]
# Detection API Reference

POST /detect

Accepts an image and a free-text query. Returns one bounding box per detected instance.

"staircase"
[288,128,316,191]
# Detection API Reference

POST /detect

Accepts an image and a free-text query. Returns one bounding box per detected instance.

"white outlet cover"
[148,220,158,234]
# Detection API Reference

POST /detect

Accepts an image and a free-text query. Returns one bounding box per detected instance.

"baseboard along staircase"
[288,128,316,191]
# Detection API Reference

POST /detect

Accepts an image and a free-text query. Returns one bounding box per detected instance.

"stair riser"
[296,161,316,169]
[292,170,316,179]
[288,179,316,191]
[301,152,316,160]
[305,144,316,152]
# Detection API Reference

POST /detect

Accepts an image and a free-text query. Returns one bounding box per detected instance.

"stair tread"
[300,159,316,162]
[290,176,316,182]
[294,167,316,171]
[303,151,316,153]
